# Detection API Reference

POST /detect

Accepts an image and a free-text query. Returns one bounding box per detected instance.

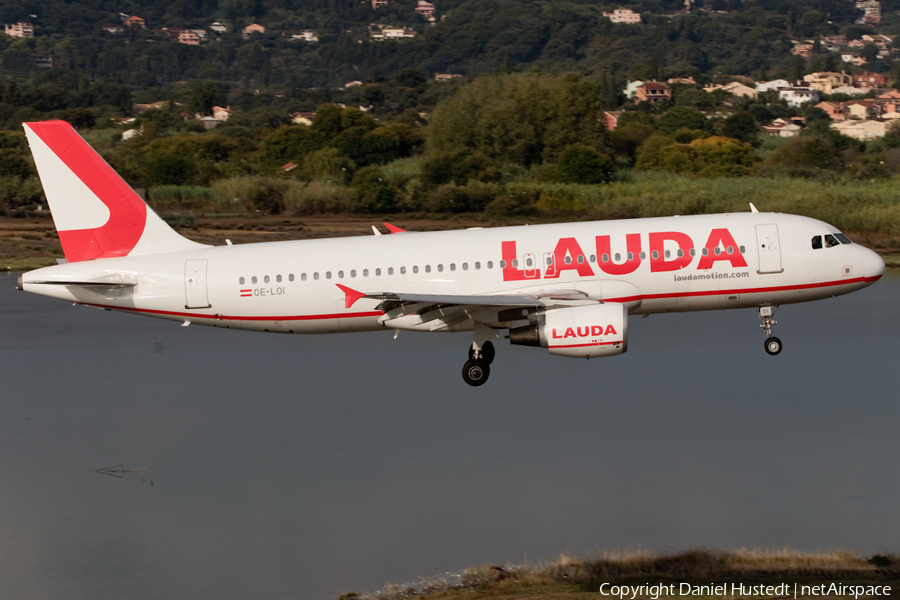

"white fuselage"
[20,213,885,334]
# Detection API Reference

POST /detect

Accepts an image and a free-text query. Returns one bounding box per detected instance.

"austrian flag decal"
[240,289,252,297]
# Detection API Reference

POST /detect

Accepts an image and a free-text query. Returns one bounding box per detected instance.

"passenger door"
[755,224,783,274]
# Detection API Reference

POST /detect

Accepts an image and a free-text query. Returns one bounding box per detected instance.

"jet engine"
[509,303,627,358]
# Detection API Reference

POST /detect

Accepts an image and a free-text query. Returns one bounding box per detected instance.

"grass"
[345,549,899,600]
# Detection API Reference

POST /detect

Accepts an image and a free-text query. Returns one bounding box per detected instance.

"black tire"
[765,337,783,356]
[462,359,490,386]
[468,341,496,365]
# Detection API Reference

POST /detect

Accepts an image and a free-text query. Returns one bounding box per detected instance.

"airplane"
[16,120,886,386]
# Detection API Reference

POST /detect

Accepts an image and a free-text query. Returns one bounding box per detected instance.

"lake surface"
[1,269,898,600]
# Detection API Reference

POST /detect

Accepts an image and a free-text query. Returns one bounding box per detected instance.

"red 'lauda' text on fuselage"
[501,229,747,281]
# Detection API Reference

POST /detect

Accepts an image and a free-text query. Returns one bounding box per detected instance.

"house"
[667,76,697,85]
[820,36,848,51]
[832,119,887,139]
[704,81,757,98]
[372,0,389,7]
[862,34,892,48]
[210,22,227,33]
[133,101,169,113]
[756,79,792,93]
[123,16,145,28]
[791,43,813,58]
[281,162,298,173]
[291,30,319,42]
[122,129,141,141]
[634,81,671,103]
[831,85,866,96]
[102,24,124,33]
[345,80,364,88]
[855,0,881,25]
[31,54,52,68]
[291,112,316,125]
[415,0,436,17]
[763,118,802,137]
[602,8,641,23]
[804,72,853,94]
[212,106,232,121]
[624,80,644,98]
[161,27,187,38]
[243,23,265,38]
[841,52,867,66]
[853,72,886,91]
[178,31,200,45]
[816,101,846,121]
[198,116,221,130]
[4,22,34,37]
[603,111,623,130]
[369,24,416,40]
[434,73,462,81]
[845,100,879,120]
[778,83,819,107]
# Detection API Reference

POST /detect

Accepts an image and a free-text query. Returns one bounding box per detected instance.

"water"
[1,270,898,600]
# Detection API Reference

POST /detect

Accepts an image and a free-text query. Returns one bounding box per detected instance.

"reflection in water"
[1,270,898,600]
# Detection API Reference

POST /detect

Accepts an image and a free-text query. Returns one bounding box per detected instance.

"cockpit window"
[835,233,852,244]
[811,236,822,250]
[824,234,840,248]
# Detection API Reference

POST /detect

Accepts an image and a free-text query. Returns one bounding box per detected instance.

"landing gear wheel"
[765,337,783,356]
[468,341,495,365]
[462,359,490,386]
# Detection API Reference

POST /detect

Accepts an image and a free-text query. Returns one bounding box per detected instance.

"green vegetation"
[342,549,898,600]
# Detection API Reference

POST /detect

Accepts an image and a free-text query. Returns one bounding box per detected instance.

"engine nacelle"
[509,303,627,358]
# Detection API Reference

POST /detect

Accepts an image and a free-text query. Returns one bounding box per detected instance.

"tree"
[723,111,762,145]
[656,107,712,135]
[189,82,221,116]
[555,144,614,184]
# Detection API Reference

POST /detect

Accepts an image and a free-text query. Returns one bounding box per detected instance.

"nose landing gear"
[759,305,782,356]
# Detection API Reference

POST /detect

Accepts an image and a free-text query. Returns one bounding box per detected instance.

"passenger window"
[239,277,245,285]
[400,267,406,274]
[825,234,840,248]
[388,267,394,275]
[300,273,306,281]
[614,253,621,261]
[526,258,533,267]
[487,261,493,269]
[511,260,517,268]
[276,274,282,283]
[702,248,709,256]
[689,248,696,257]
[438,264,444,272]
[475,262,481,269]
[651,251,659,259]
[264,275,270,283]
[289,274,294,282]
[376,268,381,276]
[664,250,670,259]
[546,256,553,266]
[351,270,357,277]
[835,233,852,244]
[726,246,733,255]
[677,249,683,258]
[714,247,721,256]
[602,254,609,263]
[499,261,506,269]
[590,255,596,263]
[739,245,746,253]
[565,256,572,265]
[363,269,369,276]
[450,263,456,271]
[326,272,332,279]
[313,273,319,280]
[462,263,468,270]
[578,255,584,264]
[338,271,344,278]
[640,251,646,260]
[413,266,418,273]
[425,265,431,273]
[252,276,258,284]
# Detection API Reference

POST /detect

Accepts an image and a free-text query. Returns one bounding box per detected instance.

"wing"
[336,284,597,332]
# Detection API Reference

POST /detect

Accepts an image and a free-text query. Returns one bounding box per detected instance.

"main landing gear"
[463,341,494,387]
[759,305,782,356]
[462,323,498,386]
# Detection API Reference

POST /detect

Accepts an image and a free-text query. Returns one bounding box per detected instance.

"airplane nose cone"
[862,247,885,281]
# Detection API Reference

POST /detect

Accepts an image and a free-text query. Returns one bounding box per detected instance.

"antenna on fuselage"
[749,203,759,213]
